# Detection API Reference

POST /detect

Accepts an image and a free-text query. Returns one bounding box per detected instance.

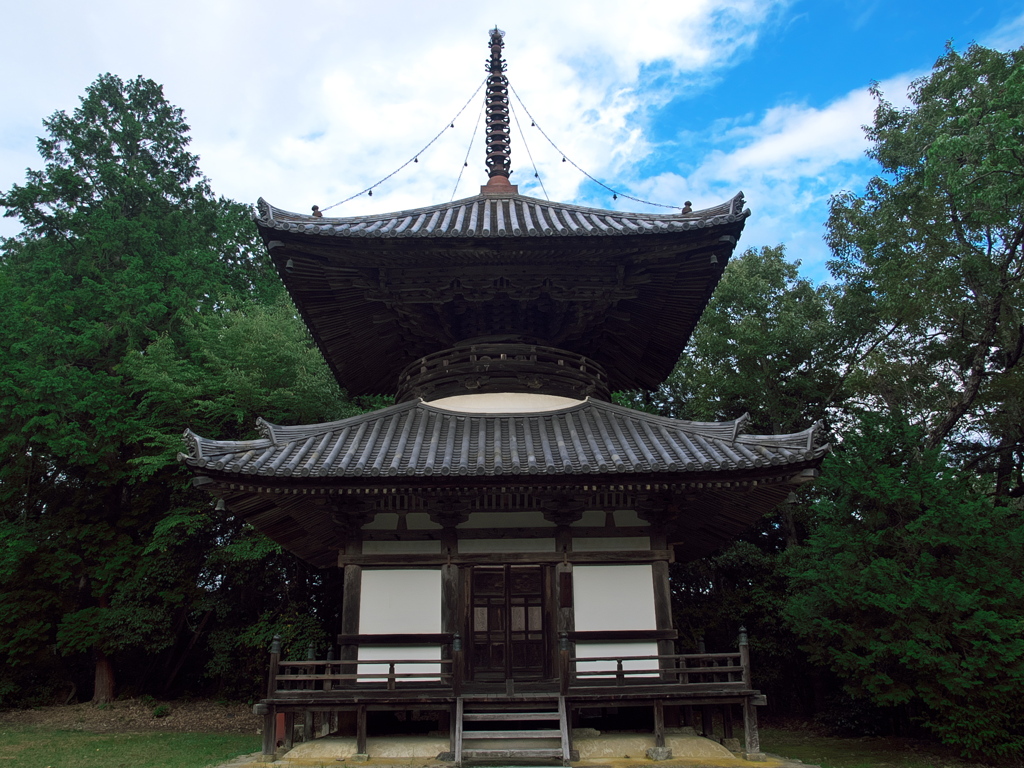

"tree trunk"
[92,649,115,704]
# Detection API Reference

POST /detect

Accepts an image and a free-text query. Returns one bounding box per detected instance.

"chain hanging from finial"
[485,27,511,179]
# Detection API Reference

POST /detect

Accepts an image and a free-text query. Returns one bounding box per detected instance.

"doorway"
[470,565,547,681]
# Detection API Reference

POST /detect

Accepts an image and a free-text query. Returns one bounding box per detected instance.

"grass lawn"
[0,726,259,768]
[761,726,989,768]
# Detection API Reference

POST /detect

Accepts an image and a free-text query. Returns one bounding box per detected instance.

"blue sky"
[2,0,1023,282]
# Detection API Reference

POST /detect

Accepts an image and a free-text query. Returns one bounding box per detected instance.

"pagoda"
[182,28,826,765]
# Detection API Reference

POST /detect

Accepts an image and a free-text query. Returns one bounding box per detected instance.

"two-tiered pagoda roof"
[182,28,826,571]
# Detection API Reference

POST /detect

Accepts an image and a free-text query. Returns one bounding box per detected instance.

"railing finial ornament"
[270,635,282,655]
[739,626,748,646]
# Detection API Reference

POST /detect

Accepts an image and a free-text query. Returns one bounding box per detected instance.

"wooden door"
[470,565,546,681]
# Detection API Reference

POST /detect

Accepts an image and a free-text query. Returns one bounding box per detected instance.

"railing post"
[738,626,765,760]
[303,642,316,742]
[558,631,570,696]
[267,635,282,698]
[260,703,276,756]
[326,645,335,693]
[264,636,282,755]
[452,631,463,696]
[616,658,624,686]
[739,626,752,687]
[387,662,397,690]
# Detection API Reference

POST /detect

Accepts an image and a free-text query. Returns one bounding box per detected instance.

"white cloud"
[982,10,1024,50]
[1,0,789,235]
[633,73,915,278]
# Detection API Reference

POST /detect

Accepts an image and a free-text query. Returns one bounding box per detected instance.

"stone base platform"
[218,733,816,768]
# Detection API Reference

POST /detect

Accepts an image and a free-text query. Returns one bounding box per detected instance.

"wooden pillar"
[701,705,714,740]
[261,705,276,756]
[340,531,363,689]
[651,559,674,677]
[283,712,295,751]
[743,699,763,759]
[340,563,362,671]
[555,561,574,692]
[441,562,459,691]
[356,705,368,756]
[653,700,666,748]
[738,627,764,759]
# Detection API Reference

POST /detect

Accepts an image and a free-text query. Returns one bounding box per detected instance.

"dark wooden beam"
[337,550,673,567]
[569,630,678,642]
[336,633,452,645]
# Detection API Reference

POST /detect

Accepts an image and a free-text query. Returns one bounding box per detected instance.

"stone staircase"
[454,695,571,766]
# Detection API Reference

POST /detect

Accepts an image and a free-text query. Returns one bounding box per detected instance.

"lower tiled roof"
[180,399,826,480]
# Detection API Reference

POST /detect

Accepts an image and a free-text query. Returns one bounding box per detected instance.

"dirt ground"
[0,698,262,735]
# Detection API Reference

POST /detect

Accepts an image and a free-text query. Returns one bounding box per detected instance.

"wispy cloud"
[629,74,915,278]
[982,9,1024,50]
[1,0,789,234]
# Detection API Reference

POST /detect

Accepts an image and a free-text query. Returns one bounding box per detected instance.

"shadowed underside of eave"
[192,470,812,568]
[182,398,826,567]
[256,194,749,395]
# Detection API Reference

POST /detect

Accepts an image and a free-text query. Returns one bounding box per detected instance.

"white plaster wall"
[575,641,659,676]
[359,570,441,633]
[460,511,554,529]
[357,645,442,683]
[573,565,656,631]
[571,510,607,527]
[457,538,556,553]
[572,537,651,552]
[613,509,649,527]
[358,569,442,682]
[362,513,400,530]
[572,565,658,676]
[427,393,583,413]
[361,540,442,554]
[406,512,442,530]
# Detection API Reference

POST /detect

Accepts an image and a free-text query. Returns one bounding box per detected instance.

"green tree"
[624,245,856,436]
[616,246,854,716]
[827,43,1024,495]
[784,411,1024,760]
[122,296,371,696]
[0,74,274,703]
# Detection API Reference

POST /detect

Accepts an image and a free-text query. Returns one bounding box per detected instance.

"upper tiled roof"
[255,192,748,241]
[181,398,826,481]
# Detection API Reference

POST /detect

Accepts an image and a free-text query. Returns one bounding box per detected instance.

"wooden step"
[463,729,561,739]
[463,711,559,721]
[462,748,564,759]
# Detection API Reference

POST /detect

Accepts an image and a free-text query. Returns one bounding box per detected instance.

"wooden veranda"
[254,628,765,763]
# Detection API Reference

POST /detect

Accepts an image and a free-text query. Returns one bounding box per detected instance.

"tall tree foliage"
[780,43,1024,759]
[785,413,1024,760]
[0,74,280,703]
[624,245,854,435]
[827,43,1024,495]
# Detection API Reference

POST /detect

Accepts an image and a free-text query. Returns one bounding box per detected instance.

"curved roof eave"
[254,191,750,241]
[179,398,828,481]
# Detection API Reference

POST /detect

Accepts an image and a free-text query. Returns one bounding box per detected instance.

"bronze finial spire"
[485,27,511,179]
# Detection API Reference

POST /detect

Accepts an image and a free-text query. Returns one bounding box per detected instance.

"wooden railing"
[265,634,465,697]
[264,628,753,697]
[558,628,753,695]
[258,628,761,759]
